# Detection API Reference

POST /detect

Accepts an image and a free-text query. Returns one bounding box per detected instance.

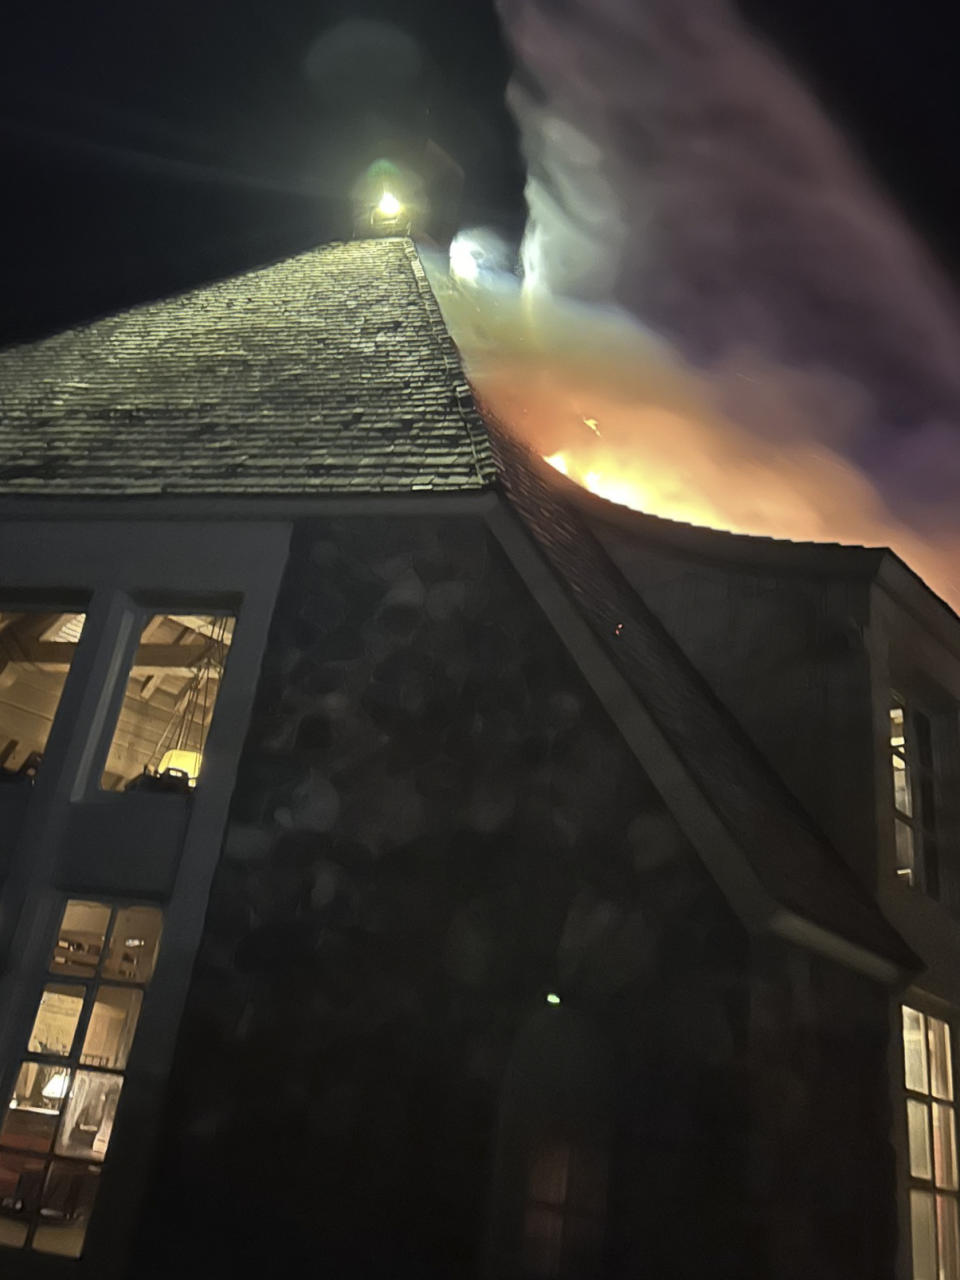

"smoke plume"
[439,0,960,611]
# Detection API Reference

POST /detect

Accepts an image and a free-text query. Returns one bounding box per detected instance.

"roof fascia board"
[486,499,777,931]
[874,554,960,659]
[0,492,500,522]
[486,493,907,985]
[769,908,904,986]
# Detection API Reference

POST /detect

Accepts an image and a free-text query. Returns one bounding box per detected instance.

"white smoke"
[448,0,960,607]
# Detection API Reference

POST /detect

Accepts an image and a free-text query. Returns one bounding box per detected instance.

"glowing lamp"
[546,993,561,1006]
[158,748,202,786]
[376,191,402,218]
[42,1072,70,1101]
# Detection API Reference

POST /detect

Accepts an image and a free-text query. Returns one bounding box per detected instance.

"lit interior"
[0,611,233,791]
[100,613,233,791]
[0,899,162,1257]
[0,612,86,779]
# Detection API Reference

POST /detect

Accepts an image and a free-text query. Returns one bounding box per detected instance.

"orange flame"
[427,266,960,612]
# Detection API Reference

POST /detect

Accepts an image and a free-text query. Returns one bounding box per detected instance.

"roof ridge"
[402,239,496,487]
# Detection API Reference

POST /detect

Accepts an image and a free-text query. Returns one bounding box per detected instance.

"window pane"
[561,1211,606,1275]
[102,906,163,984]
[0,1063,71,1154]
[0,1149,45,1221]
[921,778,938,829]
[896,821,917,883]
[80,986,142,1070]
[50,900,110,978]
[934,1104,959,1190]
[32,1161,100,1259]
[915,711,934,769]
[930,1019,955,1101]
[523,1207,564,1278]
[100,612,233,792]
[0,1216,28,1247]
[893,753,913,815]
[940,1196,960,1280]
[529,1144,570,1207]
[566,1145,609,1218]
[909,1099,933,1179]
[0,610,86,782]
[924,841,941,902]
[27,984,84,1057]
[891,705,907,748]
[905,1007,930,1092]
[911,1190,938,1280]
[55,1071,122,1162]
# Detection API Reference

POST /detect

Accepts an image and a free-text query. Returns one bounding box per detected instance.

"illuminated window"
[891,698,940,897]
[100,612,233,792]
[902,1007,960,1280]
[522,1141,607,1279]
[0,899,163,1256]
[0,610,87,783]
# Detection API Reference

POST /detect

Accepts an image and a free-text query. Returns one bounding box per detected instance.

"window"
[891,698,941,896]
[0,610,87,783]
[522,1141,608,1279]
[488,1006,611,1280]
[100,612,233,793]
[0,898,163,1257]
[902,1007,960,1280]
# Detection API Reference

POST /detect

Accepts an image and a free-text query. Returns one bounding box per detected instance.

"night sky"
[1,0,956,346]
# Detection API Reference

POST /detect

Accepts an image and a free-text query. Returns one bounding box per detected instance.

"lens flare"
[377,191,402,218]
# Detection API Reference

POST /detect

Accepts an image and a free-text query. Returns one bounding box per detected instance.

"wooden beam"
[1,639,220,676]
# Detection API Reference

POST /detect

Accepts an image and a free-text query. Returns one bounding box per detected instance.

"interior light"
[377,191,402,218]
[546,993,561,1006]
[41,1072,70,1101]
[158,748,202,786]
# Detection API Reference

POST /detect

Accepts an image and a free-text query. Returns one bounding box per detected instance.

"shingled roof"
[0,238,495,496]
[0,232,916,974]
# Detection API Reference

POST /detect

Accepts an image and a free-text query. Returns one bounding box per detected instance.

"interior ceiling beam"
[0,639,220,675]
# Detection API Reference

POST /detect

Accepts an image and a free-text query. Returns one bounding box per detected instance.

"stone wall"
[125,514,881,1280]
[749,939,898,1280]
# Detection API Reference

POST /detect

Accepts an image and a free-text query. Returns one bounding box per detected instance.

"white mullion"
[925,1013,944,1278]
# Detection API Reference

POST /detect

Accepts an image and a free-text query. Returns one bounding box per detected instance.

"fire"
[545,451,738,531]
[423,257,960,613]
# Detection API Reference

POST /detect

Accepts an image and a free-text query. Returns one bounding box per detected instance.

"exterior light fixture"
[377,191,402,218]
[546,993,561,1006]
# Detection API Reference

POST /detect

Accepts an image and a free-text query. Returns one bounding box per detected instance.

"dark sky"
[1,0,956,346]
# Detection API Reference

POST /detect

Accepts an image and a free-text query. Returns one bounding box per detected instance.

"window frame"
[901,1003,960,1280]
[94,606,237,796]
[0,518,290,1279]
[0,897,164,1257]
[891,693,943,899]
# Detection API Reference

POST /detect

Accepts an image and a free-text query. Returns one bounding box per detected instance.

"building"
[0,236,957,1280]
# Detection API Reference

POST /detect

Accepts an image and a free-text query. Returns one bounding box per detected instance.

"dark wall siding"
[598,535,879,890]
[749,940,898,1280]
[128,516,750,1280]
[125,515,893,1280]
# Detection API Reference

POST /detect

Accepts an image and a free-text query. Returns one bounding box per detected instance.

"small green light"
[546,993,561,1006]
